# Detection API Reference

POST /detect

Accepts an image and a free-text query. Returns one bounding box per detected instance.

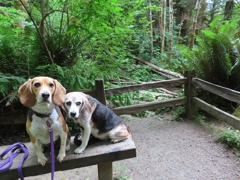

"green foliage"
[0,0,138,99]
[150,106,186,120]
[108,92,137,107]
[66,120,80,131]
[125,63,165,82]
[171,106,186,121]
[194,113,206,122]
[0,74,26,106]
[219,130,240,149]
[139,92,155,102]
[233,105,240,119]
[133,110,154,118]
[178,15,240,90]
[114,163,132,180]
[0,7,32,76]
[0,74,26,97]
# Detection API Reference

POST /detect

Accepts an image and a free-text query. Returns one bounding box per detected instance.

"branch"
[19,0,55,64]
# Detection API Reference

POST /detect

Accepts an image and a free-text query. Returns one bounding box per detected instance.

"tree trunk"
[19,0,54,64]
[135,57,183,78]
[159,0,163,53]
[149,0,153,62]
[13,0,28,29]
[210,0,217,22]
[161,0,166,53]
[168,0,173,58]
[224,0,234,20]
[190,0,202,48]
[177,20,184,44]
[40,0,45,36]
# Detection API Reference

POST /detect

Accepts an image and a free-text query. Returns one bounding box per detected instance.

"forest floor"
[4,113,237,180]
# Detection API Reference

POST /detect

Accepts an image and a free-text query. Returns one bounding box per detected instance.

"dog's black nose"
[42,92,50,99]
[70,112,76,117]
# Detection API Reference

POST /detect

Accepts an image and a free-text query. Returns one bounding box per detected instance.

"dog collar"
[32,109,52,118]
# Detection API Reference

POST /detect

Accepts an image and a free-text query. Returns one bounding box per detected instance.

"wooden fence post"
[95,78,107,105]
[184,70,197,119]
[95,79,113,179]
[98,162,113,180]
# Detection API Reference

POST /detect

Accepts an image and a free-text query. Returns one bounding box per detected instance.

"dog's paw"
[57,153,66,162]
[66,144,70,151]
[111,139,117,143]
[74,147,85,154]
[38,155,48,166]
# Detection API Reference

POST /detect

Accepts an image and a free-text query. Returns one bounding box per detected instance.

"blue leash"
[0,142,29,180]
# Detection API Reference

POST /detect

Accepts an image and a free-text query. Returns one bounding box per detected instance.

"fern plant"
[179,15,240,90]
[0,74,26,106]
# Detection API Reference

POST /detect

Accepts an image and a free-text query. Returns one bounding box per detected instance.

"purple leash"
[0,142,29,180]
[46,120,55,180]
[0,122,54,180]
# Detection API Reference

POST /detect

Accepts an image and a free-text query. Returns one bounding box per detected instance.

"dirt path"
[25,115,240,180]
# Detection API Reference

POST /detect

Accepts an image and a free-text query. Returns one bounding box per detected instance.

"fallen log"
[134,57,184,78]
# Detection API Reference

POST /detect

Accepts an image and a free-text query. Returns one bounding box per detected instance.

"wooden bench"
[0,137,136,180]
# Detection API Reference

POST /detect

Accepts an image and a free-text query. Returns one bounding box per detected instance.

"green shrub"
[219,130,240,149]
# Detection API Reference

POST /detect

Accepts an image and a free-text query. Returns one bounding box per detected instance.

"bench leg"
[98,162,113,180]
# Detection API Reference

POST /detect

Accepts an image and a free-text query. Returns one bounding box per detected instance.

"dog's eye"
[34,83,41,88]
[66,101,71,106]
[49,83,54,88]
[76,102,81,106]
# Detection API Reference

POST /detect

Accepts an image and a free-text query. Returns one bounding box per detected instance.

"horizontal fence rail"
[112,97,186,115]
[192,97,240,130]
[105,78,186,96]
[192,78,240,104]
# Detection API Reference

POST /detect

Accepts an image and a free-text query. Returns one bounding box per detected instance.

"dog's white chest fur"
[29,109,62,144]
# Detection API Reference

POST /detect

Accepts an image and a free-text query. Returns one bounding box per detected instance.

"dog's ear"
[18,79,36,107]
[79,96,92,123]
[53,79,66,106]
[60,104,68,121]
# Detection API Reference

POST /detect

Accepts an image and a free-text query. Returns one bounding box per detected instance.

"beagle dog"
[18,76,71,166]
[62,92,132,154]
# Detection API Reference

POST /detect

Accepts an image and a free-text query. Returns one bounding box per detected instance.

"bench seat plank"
[0,137,136,179]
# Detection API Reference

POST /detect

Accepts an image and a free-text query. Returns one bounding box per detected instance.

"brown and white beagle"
[18,76,71,166]
[62,92,132,154]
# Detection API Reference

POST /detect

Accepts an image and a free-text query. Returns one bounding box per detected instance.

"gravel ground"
[25,115,240,180]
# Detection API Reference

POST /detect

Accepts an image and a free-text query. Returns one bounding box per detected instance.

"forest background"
[0,0,240,118]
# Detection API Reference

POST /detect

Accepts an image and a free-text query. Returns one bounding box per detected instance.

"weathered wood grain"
[0,137,136,179]
[192,78,240,104]
[112,97,187,115]
[184,71,197,119]
[192,97,240,130]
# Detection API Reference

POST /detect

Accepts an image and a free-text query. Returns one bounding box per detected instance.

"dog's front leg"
[57,131,68,162]
[74,124,91,154]
[32,140,48,166]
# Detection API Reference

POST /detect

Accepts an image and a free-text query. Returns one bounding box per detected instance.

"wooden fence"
[2,70,240,130]
[86,70,240,130]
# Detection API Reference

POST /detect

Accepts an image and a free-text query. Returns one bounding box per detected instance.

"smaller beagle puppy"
[18,77,71,166]
[62,92,132,154]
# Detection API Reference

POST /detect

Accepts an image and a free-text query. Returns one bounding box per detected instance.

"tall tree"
[190,0,202,48]
[224,0,234,19]
[168,0,173,57]
[159,0,163,52]
[149,0,153,62]
[161,0,166,53]
[13,0,28,29]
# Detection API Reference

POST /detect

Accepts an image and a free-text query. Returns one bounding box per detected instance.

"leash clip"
[46,120,52,130]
